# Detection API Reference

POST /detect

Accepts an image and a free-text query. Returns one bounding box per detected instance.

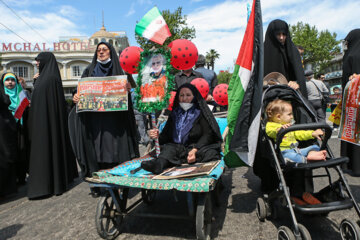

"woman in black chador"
[27,52,78,199]
[141,83,222,174]
[341,29,360,176]
[264,19,307,97]
[0,75,18,198]
[69,42,139,177]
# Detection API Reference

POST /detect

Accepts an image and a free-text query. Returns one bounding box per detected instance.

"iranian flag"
[135,7,171,45]
[224,0,263,167]
[14,89,30,120]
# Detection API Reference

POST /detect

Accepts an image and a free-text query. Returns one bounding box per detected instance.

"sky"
[0,0,359,73]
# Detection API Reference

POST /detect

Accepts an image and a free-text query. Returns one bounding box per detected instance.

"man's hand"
[206,94,213,102]
[187,148,198,164]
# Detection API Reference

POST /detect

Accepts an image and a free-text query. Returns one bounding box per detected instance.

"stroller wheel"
[297,224,312,240]
[277,226,295,240]
[340,219,360,240]
[256,197,269,221]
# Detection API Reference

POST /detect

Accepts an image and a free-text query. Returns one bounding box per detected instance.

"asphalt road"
[1,126,359,240]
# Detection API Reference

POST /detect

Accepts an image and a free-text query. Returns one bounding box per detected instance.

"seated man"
[141,83,222,174]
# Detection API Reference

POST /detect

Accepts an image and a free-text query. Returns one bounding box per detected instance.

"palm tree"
[205,49,220,70]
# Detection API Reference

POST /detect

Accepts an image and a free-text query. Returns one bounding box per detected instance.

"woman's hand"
[312,129,324,140]
[288,81,299,90]
[73,93,80,104]
[148,129,159,139]
[187,148,198,164]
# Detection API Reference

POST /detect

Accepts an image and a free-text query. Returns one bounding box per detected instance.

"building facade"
[0,25,129,98]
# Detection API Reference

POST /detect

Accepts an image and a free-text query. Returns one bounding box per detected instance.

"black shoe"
[141,160,163,174]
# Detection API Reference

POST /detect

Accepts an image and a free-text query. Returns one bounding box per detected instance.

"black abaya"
[0,85,17,197]
[341,29,360,176]
[264,19,307,97]
[69,42,139,177]
[27,52,78,199]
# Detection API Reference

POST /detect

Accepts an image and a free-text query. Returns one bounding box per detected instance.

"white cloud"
[126,3,136,17]
[0,5,85,46]
[58,5,81,17]
[187,0,360,73]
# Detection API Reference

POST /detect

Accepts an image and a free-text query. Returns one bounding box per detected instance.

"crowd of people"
[0,21,359,205]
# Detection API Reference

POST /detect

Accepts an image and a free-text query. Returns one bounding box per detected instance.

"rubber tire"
[141,189,156,205]
[256,197,268,222]
[278,226,296,240]
[340,219,360,240]
[297,224,312,240]
[196,193,212,240]
[95,195,122,240]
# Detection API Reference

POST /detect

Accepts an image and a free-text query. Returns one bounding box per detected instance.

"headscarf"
[342,29,360,91]
[35,52,62,86]
[169,83,222,144]
[264,19,307,97]
[83,42,124,77]
[1,72,24,122]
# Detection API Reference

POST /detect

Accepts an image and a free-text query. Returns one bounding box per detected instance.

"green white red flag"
[135,7,171,45]
[225,0,263,167]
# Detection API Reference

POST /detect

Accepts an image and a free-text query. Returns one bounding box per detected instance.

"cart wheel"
[95,195,123,240]
[141,189,156,205]
[196,193,212,240]
[297,224,312,240]
[256,197,268,222]
[340,219,360,240]
[278,226,296,240]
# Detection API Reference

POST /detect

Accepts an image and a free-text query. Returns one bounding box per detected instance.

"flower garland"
[135,48,174,113]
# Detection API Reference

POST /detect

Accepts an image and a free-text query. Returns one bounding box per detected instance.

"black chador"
[264,19,307,97]
[27,52,78,199]
[68,42,139,177]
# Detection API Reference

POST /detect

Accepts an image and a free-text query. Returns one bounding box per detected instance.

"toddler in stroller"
[254,85,360,240]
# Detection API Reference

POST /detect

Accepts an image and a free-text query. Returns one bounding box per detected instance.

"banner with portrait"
[76,75,128,113]
[135,49,174,113]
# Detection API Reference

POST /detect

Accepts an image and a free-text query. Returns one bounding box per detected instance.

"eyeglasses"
[97,47,109,53]
[152,61,162,66]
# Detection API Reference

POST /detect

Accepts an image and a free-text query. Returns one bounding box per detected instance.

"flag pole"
[151,113,161,157]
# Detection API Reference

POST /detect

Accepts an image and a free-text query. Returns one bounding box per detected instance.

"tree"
[135,7,196,50]
[289,22,340,74]
[205,49,220,70]
[218,70,232,84]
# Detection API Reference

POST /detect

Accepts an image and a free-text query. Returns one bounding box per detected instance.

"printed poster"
[76,75,128,113]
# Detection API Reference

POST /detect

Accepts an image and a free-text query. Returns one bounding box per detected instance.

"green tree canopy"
[205,49,220,70]
[289,22,340,74]
[135,7,196,50]
[217,71,232,84]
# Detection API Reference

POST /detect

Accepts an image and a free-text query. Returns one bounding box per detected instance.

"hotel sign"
[0,41,91,52]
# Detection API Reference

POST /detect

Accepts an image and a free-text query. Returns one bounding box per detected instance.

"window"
[12,66,29,78]
[109,39,113,46]
[72,65,81,77]
[94,39,99,45]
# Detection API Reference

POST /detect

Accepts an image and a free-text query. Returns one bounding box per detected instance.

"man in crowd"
[174,68,203,90]
[195,54,218,102]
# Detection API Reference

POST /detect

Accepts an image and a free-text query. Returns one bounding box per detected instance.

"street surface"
[1,117,359,240]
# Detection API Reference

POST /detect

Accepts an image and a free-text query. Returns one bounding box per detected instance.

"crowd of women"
[0,21,359,202]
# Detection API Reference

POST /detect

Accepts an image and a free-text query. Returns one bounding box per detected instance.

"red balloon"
[213,84,228,106]
[168,39,198,70]
[191,78,209,99]
[167,91,177,111]
[119,46,143,74]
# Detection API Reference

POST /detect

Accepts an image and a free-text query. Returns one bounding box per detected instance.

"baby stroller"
[253,85,360,240]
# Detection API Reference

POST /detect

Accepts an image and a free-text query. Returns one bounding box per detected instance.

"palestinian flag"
[135,7,171,45]
[224,0,263,167]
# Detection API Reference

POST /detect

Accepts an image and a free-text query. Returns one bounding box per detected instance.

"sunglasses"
[152,61,162,66]
[97,48,109,52]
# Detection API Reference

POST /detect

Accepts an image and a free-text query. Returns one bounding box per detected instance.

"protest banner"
[77,75,128,113]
